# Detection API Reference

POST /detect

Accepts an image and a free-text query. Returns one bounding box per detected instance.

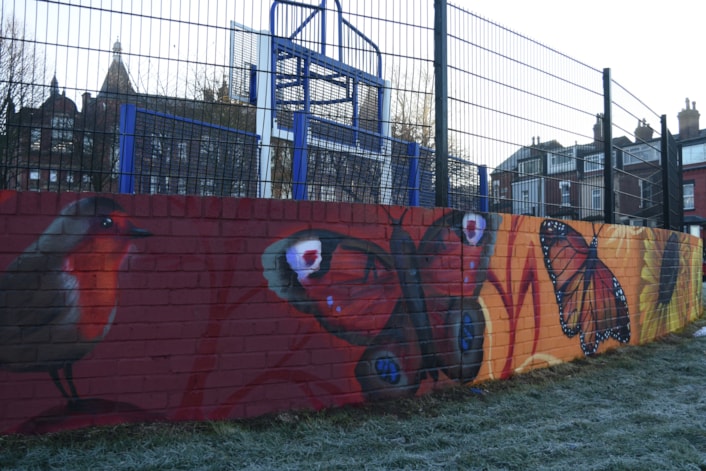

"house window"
[150,176,159,194]
[177,142,188,161]
[584,153,604,172]
[683,182,695,210]
[518,159,541,176]
[83,134,93,155]
[559,181,570,206]
[592,188,602,210]
[548,151,575,174]
[29,169,40,180]
[177,178,187,195]
[49,171,58,183]
[150,134,163,159]
[51,116,74,152]
[30,128,41,151]
[201,178,215,196]
[682,144,706,166]
[492,180,500,199]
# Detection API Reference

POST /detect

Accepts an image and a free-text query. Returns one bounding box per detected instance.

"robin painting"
[0,196,151,403]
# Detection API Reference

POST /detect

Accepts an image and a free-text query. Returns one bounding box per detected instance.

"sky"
[465,0,704,129]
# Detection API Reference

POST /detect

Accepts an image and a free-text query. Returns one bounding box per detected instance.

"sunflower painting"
[639,230,702,342]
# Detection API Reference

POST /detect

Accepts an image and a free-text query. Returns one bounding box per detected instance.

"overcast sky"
[466,0,704,129]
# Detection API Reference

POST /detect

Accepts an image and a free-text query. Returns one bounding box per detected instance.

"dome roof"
[40,76,78,114]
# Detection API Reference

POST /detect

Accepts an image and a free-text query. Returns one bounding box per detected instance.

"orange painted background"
[0,192,702,434]
[475,215,702,382]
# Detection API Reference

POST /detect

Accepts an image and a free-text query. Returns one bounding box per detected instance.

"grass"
[2,318,706,471]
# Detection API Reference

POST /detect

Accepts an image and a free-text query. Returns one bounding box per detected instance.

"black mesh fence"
[0,0,681,224]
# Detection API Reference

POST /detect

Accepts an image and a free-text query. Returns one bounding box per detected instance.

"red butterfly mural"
[539,219,630,356]
[262,210,499,400]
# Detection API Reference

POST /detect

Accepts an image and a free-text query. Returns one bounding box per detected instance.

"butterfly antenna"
[594,222,605,237]
[382,205,407,225]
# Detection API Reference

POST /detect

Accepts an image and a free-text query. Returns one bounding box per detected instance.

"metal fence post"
[434,0,449,207]
[661,115,682,231]
[478,165,488,212]
[602,68,614,225]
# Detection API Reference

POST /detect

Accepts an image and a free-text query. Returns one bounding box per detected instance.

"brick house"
[4,40,256,194]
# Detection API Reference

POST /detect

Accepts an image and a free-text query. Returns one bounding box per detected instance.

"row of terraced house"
[490,100,706,240]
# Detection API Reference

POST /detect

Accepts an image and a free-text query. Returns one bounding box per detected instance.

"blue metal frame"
[292,111,309,200]
[407,142,421,207]
[118,105,260,195]
[118,104,137,194]
[269,0,385,144]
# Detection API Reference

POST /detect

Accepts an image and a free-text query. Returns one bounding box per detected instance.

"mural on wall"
[262,209,500,400]
[0,197,152,409]
[539,219,631,356]
[639,230,701,342]
[0,194,701,435]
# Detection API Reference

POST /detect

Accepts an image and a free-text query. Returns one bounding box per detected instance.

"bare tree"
[389,66,435,148]
[390,64,481,208]
[0,15,45,132]
[0,15,46,189]
[390,65,468,155]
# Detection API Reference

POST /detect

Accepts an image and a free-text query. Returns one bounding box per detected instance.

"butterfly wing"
[262,211,497,399]
[539,220,630,355]
[263,227,426,399]
[417,211,497,381]
[262,230,401,346]
[354,303,425,400]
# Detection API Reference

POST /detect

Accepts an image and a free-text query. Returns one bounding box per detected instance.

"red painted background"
[0,191,701,434]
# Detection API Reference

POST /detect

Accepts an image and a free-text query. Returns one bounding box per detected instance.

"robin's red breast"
[0,197,151,403]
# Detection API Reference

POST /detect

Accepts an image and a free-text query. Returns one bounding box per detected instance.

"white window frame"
[518,159,540,176]
[559,181,571,206]
[591,188,602,210]
[682,143,706,166]
[683,182,695,210]
[30,128,41,151]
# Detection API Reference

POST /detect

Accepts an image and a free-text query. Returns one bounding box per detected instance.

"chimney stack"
[82,92,91,112]
[593,114,604,151]
[678,98,700,139]
[634,118,654,143]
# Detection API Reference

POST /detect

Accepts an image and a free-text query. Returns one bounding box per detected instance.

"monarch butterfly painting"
[262,210,499,400]
[539,219,630,355]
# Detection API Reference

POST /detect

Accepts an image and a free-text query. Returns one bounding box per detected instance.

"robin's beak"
[129,227,152,238]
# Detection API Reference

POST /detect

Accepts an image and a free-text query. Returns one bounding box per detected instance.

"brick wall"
[0,191,702,433]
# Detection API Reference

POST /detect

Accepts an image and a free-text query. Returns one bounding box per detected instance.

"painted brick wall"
[0,191,702,434]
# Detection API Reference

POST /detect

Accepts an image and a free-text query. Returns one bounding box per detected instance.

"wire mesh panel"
[609,79,666,227]
[229,21,261,105]
[306,146,382,203]
[119,106,259,197]
[0,0,683,227]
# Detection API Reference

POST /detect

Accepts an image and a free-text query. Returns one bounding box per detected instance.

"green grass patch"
[2,318,705,470]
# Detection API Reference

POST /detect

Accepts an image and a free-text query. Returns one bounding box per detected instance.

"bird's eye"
[101,217,114,228]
